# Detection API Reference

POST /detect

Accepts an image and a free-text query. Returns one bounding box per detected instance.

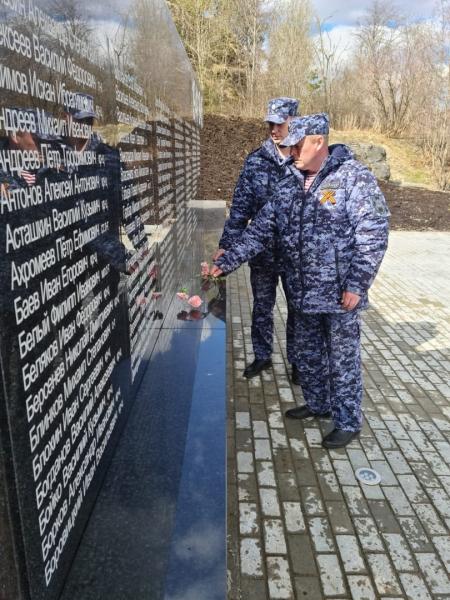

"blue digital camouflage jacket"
[219,138,292,268]
[216,144,390,313]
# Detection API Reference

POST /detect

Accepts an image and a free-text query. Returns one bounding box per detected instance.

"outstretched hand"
[210,265,224,277]
[341,290,361,310]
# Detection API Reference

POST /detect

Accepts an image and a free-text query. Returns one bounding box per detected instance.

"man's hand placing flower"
[210,265,223,278]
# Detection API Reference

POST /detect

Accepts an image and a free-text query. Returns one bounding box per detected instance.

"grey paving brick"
[288,437,309,460]
[398,516,432,552]
[267,556,293,599]
[327,500,354,534]
[342,486,370,516]
[383,533,415,571]
[310,449,333,472]
[415,552,450,594]
[264,519,287,554]
[370,460,398,485]
[414,504,448,535]
[399,573,432,600]
[347,448,371,470]
[426,487,450,518]
[361,438,385,460]
[309,517,335,552]
[257,461,277,487]
[316,554,346,596]
[254,420,270,438]
[398,474,428,502]
[240,503,260,535]
[333,459,359,486]
[282,502,305,533]
[294,576,323,599]
[301,487,325,516]
[278,473,300,502]
[373,428,397,449]
[366,553,402,595]
[271,429,289,450]
[317,472,342,501]
[304,428,323,448]
[240,537,264,577]
[368,500,401,533]
[432,536,450,573]
[354,517,384,551]
[413,462,442,488]
[287,535,317,576]
[382,486,414,516]
[293,459,318,487]
[238,472,258,502]
[238,451,255,474]
[396,438,422,461]
[260,488,281,517]
[336,535,366,573]
[255,438,273,461]
[347,575,377,599]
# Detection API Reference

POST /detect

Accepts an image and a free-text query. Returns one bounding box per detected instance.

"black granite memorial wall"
[0,1,203,598]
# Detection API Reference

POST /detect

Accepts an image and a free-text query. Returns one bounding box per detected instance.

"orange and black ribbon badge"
[320,190,336,205]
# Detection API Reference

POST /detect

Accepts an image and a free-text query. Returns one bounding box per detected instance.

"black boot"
[285,405,331,419]
[322,428,360,449]
[243,358,272,379]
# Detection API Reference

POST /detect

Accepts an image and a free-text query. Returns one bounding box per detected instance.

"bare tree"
[264,0,314,112]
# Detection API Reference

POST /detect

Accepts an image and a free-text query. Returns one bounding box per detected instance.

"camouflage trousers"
[250,266,295,362]
[293,311,363,432]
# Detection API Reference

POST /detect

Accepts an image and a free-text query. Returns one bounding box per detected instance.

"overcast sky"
[311,0,437,26]
[307,0,439,59]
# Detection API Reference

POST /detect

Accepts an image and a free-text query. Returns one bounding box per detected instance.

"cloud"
[312,0,437,26]
[312,24,360,63]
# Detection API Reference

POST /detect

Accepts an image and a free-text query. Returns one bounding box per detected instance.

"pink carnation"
[200,261,210,276]
[152,292,162,300]
[136,295,147,306]
[188,295,202,308]
[176,292,189,301]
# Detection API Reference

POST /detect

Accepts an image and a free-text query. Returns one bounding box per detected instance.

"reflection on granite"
[59,205,226,599]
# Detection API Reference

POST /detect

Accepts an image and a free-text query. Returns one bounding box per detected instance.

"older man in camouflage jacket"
[214,97,300,379]
[212,114,390,448]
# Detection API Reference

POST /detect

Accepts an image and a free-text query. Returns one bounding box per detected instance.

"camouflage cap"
[264,97,299,124]
[280,113,329,147]
[65,92,97,120]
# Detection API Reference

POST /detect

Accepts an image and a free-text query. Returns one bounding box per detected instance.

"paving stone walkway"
[226,232,450,600]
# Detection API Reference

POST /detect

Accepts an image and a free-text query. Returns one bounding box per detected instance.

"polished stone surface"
[0,0,203,597]
[59,204,226,600]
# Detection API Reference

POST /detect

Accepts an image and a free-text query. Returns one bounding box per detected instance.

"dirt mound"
[199,114,450,231]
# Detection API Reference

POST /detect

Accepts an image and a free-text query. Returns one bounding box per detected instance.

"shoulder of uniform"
[245,146,265,162]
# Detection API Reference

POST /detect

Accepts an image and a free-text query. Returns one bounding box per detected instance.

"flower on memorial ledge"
[188,295,202,308]
[200,261,210,277]
[152,292,162,300]
[148,265,159,280]
[176,292,189,301]
[136,295,147,306]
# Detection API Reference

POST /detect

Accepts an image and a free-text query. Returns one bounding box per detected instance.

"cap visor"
[72,110,96,119]
[279,132,304,147]
[264,114,286,124]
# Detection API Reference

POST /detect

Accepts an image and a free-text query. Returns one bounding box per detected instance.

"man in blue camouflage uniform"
[212,113,389,448]
[214,97,299,379]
